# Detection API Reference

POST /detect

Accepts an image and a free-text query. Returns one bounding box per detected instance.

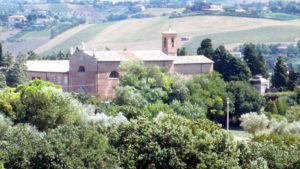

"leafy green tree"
[287,67,298,91]
[197,38,214,59]
[213,45,251,81]
[1,124,118,169]
[187,72,234,124]
[16,80,81,131]
[33,125,118,168]
[115,61,172,107]
[240,112,269,135]
[271,56,288,89]
[226,81,265,124]
[0,72,6,88]
[110,114,241,168]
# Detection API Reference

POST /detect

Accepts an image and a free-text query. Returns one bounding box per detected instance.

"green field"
[18,29,51,40]
[183,25,300,54]
[42,23,112,56]
[33,15,300,55]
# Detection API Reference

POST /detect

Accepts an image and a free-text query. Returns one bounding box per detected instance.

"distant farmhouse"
[27,29,214,99]
[8,15,26,26]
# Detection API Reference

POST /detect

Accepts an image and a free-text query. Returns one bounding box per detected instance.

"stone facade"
[27,30,214,100]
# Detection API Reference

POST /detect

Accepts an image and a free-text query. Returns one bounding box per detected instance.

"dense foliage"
[0,60,300,168]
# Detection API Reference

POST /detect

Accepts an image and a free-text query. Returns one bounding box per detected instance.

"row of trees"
[195,39,268,82]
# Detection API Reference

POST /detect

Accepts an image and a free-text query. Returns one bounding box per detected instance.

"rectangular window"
[37,77,41,79]
[57,76,61,84]
[164,38,167,48]
[32,77,35,80]
[50,75,55,83]
[64,76,68,85]
[171,38,174,47]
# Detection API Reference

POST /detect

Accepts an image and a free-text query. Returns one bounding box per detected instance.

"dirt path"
[35,24,93,54]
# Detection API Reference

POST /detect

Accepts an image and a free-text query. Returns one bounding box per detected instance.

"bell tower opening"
[162,28,178,56]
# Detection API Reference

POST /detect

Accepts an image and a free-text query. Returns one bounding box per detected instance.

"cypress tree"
[197,38,214,59]
[244,43,258,75]
[271,56,288,90]
[4,51,13,68]
[287,66,298,91]
[257,50,269,78]
[0,43,4,67]
[6,62,28,87]
[270,100,278,114]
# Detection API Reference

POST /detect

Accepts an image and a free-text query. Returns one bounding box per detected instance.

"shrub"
[252,133,300,146]
[0,114,12,136]
[240,112,269,135]
[288,121,300,134]
[270,118,289,135]
[109,114,241,168]
[170,100,206,119]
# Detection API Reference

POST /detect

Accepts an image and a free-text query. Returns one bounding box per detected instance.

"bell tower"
[162,28,178,56]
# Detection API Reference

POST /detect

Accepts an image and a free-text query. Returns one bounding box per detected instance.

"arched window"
[78,66,85,72]
[109,71,119,79]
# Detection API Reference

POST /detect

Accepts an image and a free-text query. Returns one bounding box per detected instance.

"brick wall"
[68,52,98,95]
[28,71,69,92]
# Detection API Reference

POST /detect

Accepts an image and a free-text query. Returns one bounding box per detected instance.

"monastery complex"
[27,29,214,99]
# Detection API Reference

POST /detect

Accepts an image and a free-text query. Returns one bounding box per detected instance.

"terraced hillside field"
[35,15,300,55]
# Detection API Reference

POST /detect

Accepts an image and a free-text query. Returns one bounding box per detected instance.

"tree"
[257,50,269,78]
[0,43,3,67]
[213,45,251,81]
[3,52,13,68]
[0,72,6,88]
[110,114,241,168]
[265,100,278,114]
[244,43,261,76]
[16,80,81,131]
[287,66,298,91]
[271,56,288,89]
[6,62,27,87]
[226,81,265,124]
[27,51,40,60]
[240,112,269,135]
[197,38,214,59]
[177,47,187,56]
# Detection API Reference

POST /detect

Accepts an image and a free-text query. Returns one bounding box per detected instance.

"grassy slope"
[41,23,111,56]
[18,29,51,40]
[183,25,300,54]
[37,15,300,55]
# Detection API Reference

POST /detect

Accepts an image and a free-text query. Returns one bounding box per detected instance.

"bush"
[16,80,81,131]
[252,133,300,146]
[109,114,241,168]
[240,112,269,135]
[1,124,118,169]
[270,118,289,135]
[170,100,206,119]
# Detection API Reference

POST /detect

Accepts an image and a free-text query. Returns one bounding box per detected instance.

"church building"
[27,29,214,99]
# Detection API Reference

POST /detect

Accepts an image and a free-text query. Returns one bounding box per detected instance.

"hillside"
[34,15,300,55]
